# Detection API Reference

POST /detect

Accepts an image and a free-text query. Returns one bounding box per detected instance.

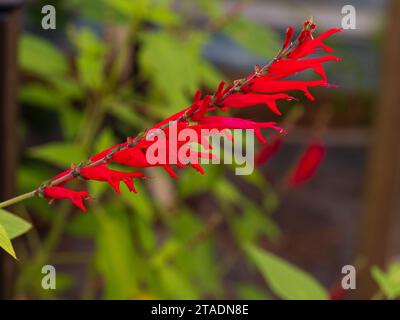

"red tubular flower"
[282,26,294,50]
[288,141,325,187]
[191,95,212,121]
[247,79,331,101]
[43,186,90,212]
[111,147,180,179]
[255,136,283,166]
[188,90,202,116]
[90,142,128,162]
[288,28,342,59]
[213,81,228,105]
[222,93,295,115]
[268,56,341,81]
[199,116,282,144]
[51,169,74,186]
[80,165,146,194]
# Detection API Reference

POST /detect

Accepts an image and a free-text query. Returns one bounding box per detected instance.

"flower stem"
[0,191,36,209]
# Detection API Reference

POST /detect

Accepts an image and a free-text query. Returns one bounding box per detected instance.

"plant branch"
[0,30,301,210]
[0,191,36,209]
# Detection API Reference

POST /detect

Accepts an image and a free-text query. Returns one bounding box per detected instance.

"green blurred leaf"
[121,182,154,221]
[66,211,98,237]
[178,164,220,198]
[95,207,140,299]
[236,283,271,300]
[19,84,66,110]
[139,31,220,116]
[232,204,280,243]
[59,106,82,140]
[372,263,400,299]
[49,76,83,101]
[135,217,156,253]
[213,177,246,205]
[0,224,16,259]
[169,210,222,296]
[157,265,199,299]
[17,165,53,194]
[0,209,31,239]
[245,244,328,300]
[56,272,74,292]
[223,19,280,58]
[106,99,147,129]
[19,33,68,77]
[103,0,180,26]
[28,142,86,167]
[72,28,106,90]
[95,128,117,154]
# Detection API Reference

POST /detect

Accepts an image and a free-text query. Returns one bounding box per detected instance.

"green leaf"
[72,28,106,90]
[245,244,328,300]
[121,183,154,221]
[0,224,16,259]
[66,210,98,237]
[59,106,83,140]
[222,19,280,58]
[19,33,68,77]
[178,164,220,198]
[106,99,147,129]
[102,0,181,26]
[28,142,86,168]
[213,178,246,205]
[49,76,83,101]
[19,84,67,110]
[236,283,271,300]
[232,204,280,243]
[139,31,217,115]
[157,265,199,299]
[371,263,400,299]
[167,210,222,296]
[0,209,31,239]
[95,206,140,299]
[95,128,117,155]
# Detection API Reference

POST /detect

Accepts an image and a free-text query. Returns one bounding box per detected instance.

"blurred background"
[1,0,400,300]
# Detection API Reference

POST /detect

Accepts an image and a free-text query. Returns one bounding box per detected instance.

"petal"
[289,141,325,186]
[222,93,295,115]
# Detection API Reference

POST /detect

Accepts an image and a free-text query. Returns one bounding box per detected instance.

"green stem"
[0,191,36,209]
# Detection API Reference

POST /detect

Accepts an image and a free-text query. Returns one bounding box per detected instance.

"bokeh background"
[1,0,399,300]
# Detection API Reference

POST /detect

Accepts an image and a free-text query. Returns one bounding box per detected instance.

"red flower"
[288,28,342,59]
[222,93,295,115]
[255,136,283,166]
[51,169,74,186]
[191,94,212,121]
[80,165,146,194]
[111,147,180,179]
[213,81,230,105]
[329,285,347,300]
[43,186,90,212]
[199,116,282,144]
[268,56,340,81]
[247,79,331,101]
[90,142,128,162]
[282,26,294,51]
[289,141,325,186]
